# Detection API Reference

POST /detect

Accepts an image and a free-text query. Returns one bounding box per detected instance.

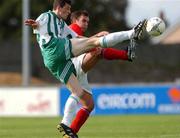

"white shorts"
[72,54,92,94]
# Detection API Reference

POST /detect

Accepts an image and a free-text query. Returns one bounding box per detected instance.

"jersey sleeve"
[33,13,49,35]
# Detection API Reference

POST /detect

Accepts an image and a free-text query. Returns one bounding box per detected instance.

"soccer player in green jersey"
[25,0,147,137]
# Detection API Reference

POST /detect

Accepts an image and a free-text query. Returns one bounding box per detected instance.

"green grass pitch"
[0,115,180,138]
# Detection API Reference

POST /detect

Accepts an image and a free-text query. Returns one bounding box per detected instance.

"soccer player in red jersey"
[68,10,137,136]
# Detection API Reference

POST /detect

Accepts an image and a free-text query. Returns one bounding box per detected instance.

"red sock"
[101,48,128,60]
[70,108,90,134]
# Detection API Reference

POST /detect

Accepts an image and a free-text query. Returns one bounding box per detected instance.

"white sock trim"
[100,37,108,48]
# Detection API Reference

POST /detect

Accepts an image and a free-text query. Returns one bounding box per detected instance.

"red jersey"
[69,23,84,36]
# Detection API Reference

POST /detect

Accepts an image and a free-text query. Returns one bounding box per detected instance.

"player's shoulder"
[36,11,49,26]
[69,23,78,29]
[69,23,83,36]
[37,11,49,19]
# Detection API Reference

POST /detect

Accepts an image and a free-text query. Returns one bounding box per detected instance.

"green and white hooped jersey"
[33,10,77,49]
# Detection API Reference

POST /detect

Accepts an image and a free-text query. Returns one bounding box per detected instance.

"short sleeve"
[36,13,48,26]
[33,13,48,34]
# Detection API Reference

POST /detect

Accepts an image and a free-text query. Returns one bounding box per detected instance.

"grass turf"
[0,115,180,138]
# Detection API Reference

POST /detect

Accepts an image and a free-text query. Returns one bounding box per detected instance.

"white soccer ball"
[146,17,166,37]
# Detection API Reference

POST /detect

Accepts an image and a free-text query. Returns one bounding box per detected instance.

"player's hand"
[95,31,109,37]
[24,19,39,29]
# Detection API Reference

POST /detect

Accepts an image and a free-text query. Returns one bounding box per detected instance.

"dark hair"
[53,0,71,9]
[70,10,89,23]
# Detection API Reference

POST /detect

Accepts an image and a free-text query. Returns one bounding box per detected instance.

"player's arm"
[24,13,48,30]
[78,30,106,72]
[90,31,109,38]
[25,13,49,36]
[24,19,39,29]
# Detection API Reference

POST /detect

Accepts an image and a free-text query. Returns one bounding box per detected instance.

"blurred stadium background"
[0,0,180,138]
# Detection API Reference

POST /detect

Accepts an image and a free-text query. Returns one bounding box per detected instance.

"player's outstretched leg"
[98,19,148,48]
[70,19,147,58]
[57,123,79,138]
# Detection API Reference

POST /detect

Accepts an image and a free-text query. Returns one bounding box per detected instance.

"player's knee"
[81,92,94,112]
[87,100,94,112]
[84,100,94,112]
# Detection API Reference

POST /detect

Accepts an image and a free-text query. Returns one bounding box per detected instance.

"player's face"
[57,3,71,20]
[76,15,89,32]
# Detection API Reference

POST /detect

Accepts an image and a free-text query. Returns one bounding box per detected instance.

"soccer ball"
[146,17,166,37]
